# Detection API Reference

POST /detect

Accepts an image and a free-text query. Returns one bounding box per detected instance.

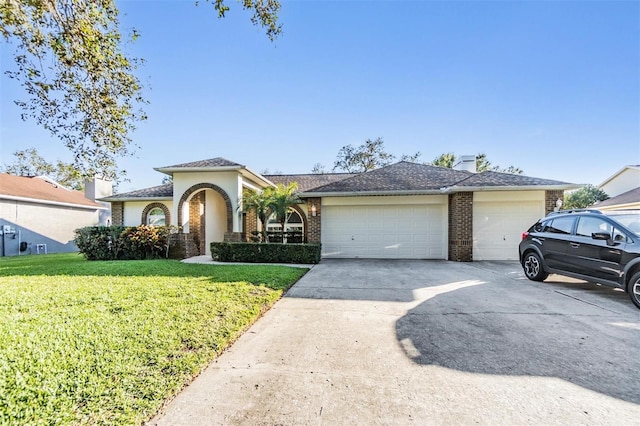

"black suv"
[519,209,640,309]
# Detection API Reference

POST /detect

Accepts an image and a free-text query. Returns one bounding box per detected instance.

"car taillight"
[521,231,529,240]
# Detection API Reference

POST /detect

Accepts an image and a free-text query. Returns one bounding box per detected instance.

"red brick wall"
[545,190,565,215]
[448,192,473,262]
[307,197,321,243]
[245,210,258,241]
[111,202,124,226]
[189,191,206,254]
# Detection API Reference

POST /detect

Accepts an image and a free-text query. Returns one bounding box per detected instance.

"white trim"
[303,184,579,197]
[0,194,105,210]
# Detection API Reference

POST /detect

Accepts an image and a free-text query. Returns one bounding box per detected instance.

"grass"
[0,253,307,424]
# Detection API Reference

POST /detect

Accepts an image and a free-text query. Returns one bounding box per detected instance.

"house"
[102,157,579,261]
[594,165,640,211]
[0,173,110,256]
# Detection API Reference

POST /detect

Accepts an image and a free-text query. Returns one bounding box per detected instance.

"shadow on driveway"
[394,266,640,405]
[289,258,640,406]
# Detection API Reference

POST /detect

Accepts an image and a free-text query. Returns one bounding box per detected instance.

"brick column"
[448,192,473,262]
[306,197,321,243]
[545,190,565,215]
[245,210,258,241]
[111,202,124,225]
[189,191,206,255]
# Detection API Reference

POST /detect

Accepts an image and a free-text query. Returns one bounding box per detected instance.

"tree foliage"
[1,0,281,180]
[563,185,609,210]
[332,137,420,173]
[1,147,85,190]
[241,182,299,243]
[430,152,524,174]
[241,187,273,243]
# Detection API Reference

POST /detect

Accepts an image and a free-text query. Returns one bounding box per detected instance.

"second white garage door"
[473,191,545,260]
[322,200,447,259]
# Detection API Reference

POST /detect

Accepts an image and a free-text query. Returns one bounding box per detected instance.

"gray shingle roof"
[104,184,173,200]
[107,160,577,201]
[300,162,574,194]
[302,162,473,193]
[264,173,357,192]
[593,187,640,207]
[158,157,242,169]
[454,171,572,188]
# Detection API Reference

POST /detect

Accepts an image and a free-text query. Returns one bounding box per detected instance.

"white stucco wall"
[600,168,640,197]
[205,190,226,254]
[122,200,173,226]
[172,171,243,231]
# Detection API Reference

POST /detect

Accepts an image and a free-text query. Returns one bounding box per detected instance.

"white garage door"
[322,204,446,259]
[473,201,543,260]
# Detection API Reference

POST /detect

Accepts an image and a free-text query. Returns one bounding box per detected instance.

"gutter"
[0,195,106,210]
[99,196,172,202]
[302,184,581,198]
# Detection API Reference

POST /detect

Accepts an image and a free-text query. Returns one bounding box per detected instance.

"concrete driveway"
[150,259,640,425]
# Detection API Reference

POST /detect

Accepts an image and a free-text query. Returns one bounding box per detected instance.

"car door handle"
[570,243,580,248]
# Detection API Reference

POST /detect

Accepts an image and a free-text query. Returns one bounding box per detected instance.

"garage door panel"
[473,201,543,260]
[322,204,446,259]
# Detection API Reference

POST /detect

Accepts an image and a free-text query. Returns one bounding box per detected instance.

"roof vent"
[453,155,476,173]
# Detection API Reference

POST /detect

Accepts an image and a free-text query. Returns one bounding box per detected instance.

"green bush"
[75,225,175,260]
[211,242,321,264]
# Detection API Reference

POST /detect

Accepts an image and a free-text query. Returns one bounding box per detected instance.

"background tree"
[0,0,281,180]
[563,185,609,209]
[2,147,85,190]
[430,152,523,174]
[332,137,420,173]
[430,152,456,168]
[311,163,326,174]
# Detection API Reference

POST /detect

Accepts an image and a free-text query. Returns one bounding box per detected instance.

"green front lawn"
[0,253,307,424]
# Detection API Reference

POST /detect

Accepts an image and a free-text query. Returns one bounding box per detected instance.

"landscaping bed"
[0,253,307,424]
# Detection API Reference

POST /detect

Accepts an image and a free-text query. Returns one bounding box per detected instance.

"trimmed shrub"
[75,225,176,260]
[211,242,321,264]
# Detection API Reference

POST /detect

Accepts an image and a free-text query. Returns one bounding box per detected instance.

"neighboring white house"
[0,173,110,256]
[102,157,580,261]
[595,165,640,211]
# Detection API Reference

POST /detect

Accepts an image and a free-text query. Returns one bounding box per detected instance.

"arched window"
[147,207,166,226]
[266,209,304,243]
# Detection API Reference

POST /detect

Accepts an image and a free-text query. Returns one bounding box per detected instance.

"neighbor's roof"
[301,162,578,196]
[101,184,173,201]
[593,187,640,208]
[265,173,357,192]
[0,173,103,209]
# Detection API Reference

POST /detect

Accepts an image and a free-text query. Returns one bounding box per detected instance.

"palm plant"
[267,182,300,243]
[241,188,272,243]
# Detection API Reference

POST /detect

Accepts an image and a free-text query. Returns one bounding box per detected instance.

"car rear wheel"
[523,252,548,282]
[628,272,640,309]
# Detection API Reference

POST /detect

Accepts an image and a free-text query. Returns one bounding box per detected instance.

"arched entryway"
[177,183,234,255]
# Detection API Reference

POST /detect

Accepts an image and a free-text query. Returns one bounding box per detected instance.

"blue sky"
[1,0,638,192]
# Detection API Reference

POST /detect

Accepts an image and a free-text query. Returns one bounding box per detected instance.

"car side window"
[576,217,612,238]
[612,227,628,243]
[545,216,575,234]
